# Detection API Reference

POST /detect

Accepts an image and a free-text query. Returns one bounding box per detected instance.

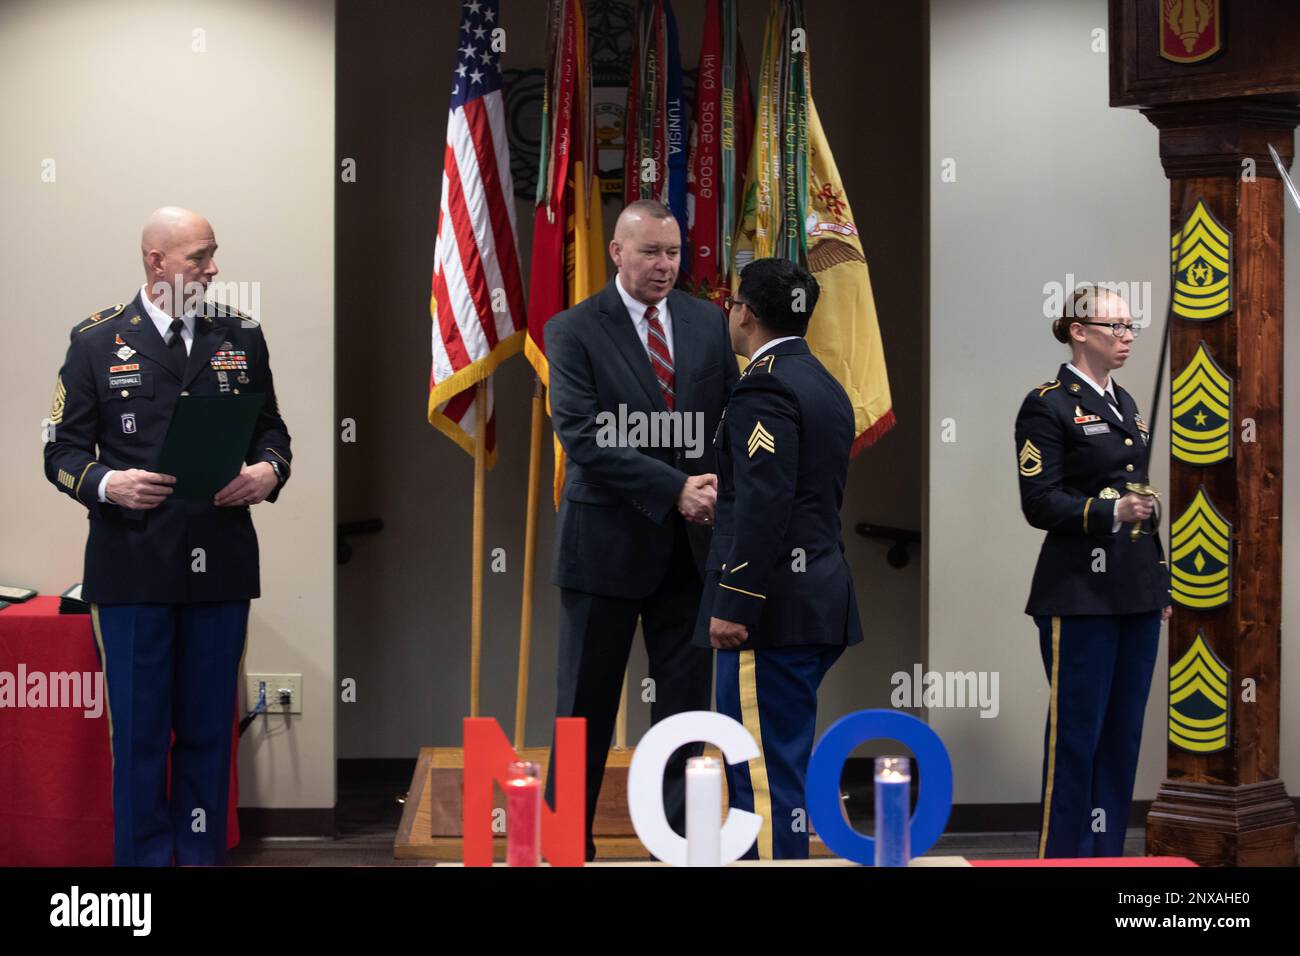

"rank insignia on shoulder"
[1018,438,1043,477]
[78,303,125,333]
[211,301,258,328]
[1037,380,1060,397]
[747,421,775,457]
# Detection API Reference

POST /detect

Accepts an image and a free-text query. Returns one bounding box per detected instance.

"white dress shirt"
[1066,362,1126,531]
[749,335,801,363]
[615,273,674,364]
[97,288,199,502]
[140,283,196,355]
[1066,362,1122,422]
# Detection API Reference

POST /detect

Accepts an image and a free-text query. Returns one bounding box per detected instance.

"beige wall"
[0,0,336,810]
[335,0,925,758]
[930,0,1298,804]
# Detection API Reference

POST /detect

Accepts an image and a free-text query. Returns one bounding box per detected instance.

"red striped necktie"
[644,305,675,410]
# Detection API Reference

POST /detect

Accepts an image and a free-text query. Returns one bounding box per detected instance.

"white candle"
[686,756,723,867]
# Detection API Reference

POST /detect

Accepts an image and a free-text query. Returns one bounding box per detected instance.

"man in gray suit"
[544,199,739,860]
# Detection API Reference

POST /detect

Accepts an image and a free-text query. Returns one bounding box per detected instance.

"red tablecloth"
[971,857,1197,867]
[0,597,239,865]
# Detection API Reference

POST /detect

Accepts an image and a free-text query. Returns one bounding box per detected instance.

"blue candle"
[874,756,911,867]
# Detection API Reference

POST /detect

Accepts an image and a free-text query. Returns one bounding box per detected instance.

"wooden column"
[1110,1,1298,866]
[1142,102,1298,866]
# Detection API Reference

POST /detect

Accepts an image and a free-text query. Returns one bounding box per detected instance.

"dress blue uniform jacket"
[545,279,739,599]
[1014,363,1169,616]
[43,293,292,604]
[693,337,864,650]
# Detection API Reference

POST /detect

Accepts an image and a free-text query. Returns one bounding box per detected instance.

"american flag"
[427,0,527,463]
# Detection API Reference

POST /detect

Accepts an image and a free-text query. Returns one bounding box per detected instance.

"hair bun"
[1051,317,1070,343]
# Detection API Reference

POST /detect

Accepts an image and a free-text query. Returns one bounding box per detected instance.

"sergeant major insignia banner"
[1171,341,1232,465]
[1171,198,1232,321]
[1170,486,1232,609]
[1169,631,1230,754]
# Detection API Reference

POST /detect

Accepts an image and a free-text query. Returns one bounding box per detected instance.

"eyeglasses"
[722,294,748,312]
[1076,321,1141,338]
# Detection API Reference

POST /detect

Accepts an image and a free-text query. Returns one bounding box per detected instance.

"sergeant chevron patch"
[1170,486,1231,609]
[747,421,775,457]
[1171,341,1232,465]
[50,375,66,425]
[1168,631,1230,754]
[1171,199,1232,321]
[1018,438,1043,477]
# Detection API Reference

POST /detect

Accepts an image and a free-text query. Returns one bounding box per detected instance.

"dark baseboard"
[237,807,336,839]
[338,757,416,787]
[945,801,1155,833]
[946,797,1300,833]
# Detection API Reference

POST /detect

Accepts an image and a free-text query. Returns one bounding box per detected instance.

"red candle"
[506,761,541,867]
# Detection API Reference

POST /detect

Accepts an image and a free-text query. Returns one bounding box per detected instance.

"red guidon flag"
[684,0,752,303]
[527,0,606,506]
[427,0,527,466]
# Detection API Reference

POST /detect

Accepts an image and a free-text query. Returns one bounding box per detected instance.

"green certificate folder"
[155,393,265,499]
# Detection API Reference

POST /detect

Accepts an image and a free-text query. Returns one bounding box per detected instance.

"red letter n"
[462,717,585,867]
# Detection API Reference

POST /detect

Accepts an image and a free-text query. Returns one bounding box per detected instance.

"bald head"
[141,207,219,315]
[141,207,211,259]
[609,199,681,305]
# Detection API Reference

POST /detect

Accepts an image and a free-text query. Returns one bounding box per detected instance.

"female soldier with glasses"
[1014,284,1172,858]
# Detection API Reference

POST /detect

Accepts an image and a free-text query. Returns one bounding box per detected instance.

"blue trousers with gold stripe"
[91,602,248,866]
[1034,612,1160,858]
[716,644,844,860]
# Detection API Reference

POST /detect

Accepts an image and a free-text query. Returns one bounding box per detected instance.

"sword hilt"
[1125,482,1161,542]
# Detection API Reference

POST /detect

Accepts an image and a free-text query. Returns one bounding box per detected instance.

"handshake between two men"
[542,203,863,862]
[675,473,745,649]
[677,473,718,526]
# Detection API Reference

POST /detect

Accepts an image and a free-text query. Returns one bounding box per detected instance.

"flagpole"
[513,376,545,749]
[470,380,487,718]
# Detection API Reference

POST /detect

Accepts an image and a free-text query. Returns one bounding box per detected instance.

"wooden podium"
[1109,1,1297,865]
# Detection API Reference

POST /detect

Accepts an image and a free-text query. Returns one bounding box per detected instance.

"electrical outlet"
[245,673,303,715]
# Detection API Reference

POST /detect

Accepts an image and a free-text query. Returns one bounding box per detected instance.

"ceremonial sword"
[1268,143,1300,215]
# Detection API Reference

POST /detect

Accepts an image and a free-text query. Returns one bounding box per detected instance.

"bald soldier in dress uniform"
[43,207,291,865]
[1015,285,1171,859]
[695,257,863,860]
